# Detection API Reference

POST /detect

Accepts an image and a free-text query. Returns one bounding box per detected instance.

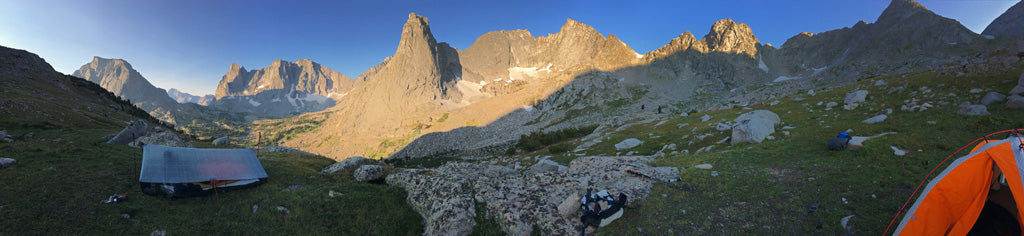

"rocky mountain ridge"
[210,59,357,117]
[337,0,1015,161]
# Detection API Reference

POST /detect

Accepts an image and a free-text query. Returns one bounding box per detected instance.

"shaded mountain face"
[768,0,981,84]
[167,88,214,105]
[983,0,1024,39]
[210,59,357,117]
[72,57,178,115]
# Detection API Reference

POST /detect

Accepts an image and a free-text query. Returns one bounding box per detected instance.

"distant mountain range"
[60,0,1024,160]
[167,88,213,106]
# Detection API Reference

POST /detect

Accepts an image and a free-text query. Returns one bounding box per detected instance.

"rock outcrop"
[386,155,676,235]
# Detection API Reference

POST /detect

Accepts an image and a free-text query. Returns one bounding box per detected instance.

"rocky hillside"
[167,88,214,105]
[210,59,357,117]
[983,0,1024,39]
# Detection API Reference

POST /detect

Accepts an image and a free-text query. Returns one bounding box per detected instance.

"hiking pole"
[624,169,694,191]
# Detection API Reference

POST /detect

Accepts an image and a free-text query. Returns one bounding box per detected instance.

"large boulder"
[731,118,775,145]
[844,90,869,107]
[353,165,385,182]
[320,156,378,174]
[107,120,147,145]
[614,138,643,150]
[212,136,231,146]
[1008,94,1024,109]
[981,92,1007,105]
[734,110,780,125]
[731,110,780,145]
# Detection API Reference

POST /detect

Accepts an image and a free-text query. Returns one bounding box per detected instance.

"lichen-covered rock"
[731,118,775,144]
[353,165,385,182]
[385,156,674,235]
[524,159,566,176]
[320,156,378,174]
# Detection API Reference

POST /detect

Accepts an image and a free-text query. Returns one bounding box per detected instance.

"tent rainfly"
[892,135,1024,235]
[140,145,268,198]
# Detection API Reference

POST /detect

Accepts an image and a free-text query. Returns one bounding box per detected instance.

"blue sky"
[0,0,1016,95]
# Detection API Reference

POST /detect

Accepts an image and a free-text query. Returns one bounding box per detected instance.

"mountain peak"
[557,18,600,37]
[702,18,759,58]
[876,0,930,25]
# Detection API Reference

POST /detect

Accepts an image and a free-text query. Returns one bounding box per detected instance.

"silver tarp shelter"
[140,145,268,197]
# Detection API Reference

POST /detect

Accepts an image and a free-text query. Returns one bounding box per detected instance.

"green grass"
[591,67,1024,235]
[0,123,422,235]
[0,72,423,235]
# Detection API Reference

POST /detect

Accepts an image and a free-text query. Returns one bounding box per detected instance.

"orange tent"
[893,136,1024,235]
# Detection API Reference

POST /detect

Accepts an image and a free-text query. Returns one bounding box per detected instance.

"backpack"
[579,189,627,234]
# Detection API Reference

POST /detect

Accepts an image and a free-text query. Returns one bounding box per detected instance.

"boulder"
[862,114,888,124]
[844,90,869,106]
[701,114,712,122]
[557,193,580,218]
[957,104,990,116]
[614,138,643,150]
[731,118,776,144]
[106,120,147,145]
[525,159,567,175]
[0,130,11,142]
[1007,94,1024,109]
[0,158,15,169]
[734,110,780,125]
[694,164,713,169]
[320,156,378,174]
[825,102,838,108]
[212,136,230,146]
[1010,72,1024,95]
[353,165,385,182]
[981,92,1006,105]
